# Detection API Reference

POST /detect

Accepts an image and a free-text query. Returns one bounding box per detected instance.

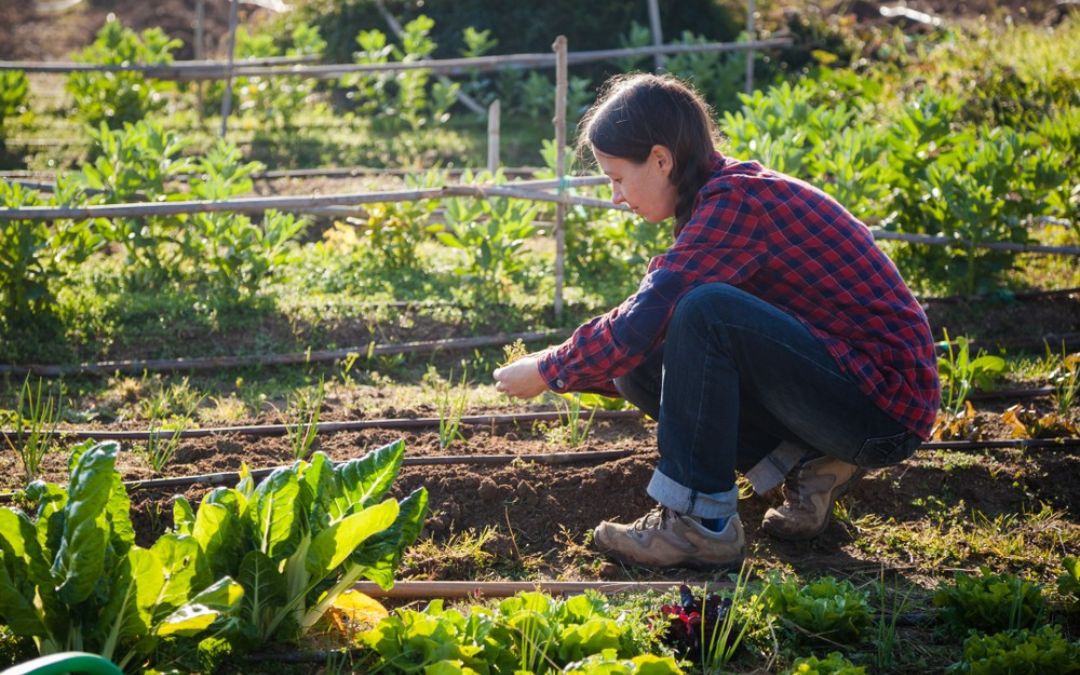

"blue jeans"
[613,284,920,520]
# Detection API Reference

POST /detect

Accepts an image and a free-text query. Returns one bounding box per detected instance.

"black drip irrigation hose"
[0,329,569,377]
[919,438,1080,451]
[0,449,634,503]
[8,409,645,442]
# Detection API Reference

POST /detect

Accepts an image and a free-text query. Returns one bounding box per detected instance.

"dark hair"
[577,73,720,234]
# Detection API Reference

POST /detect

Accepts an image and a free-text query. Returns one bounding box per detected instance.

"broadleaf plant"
[171,438,427,647]
[0,441,243,671]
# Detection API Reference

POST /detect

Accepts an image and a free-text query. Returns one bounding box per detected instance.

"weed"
[142,417,186,474]
[543,394,597,448]
[284,378,324,460]
[435,369,469,450]
[1049,346,1079,416]
[2,375,63,483]
[339,351,361,387]
[872,568,915,671]
[501,338,529,366]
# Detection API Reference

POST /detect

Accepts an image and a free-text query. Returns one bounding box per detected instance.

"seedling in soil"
[2,375,63,483]
[285,377,325,460]
[436,368,470,449]
[872,568,915,671]
[1050,347,1079,416]
[142,416,187,474]
[937,329,1005,418]
[544,394,597,448]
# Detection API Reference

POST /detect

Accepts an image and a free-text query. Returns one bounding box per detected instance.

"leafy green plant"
[0,70,31,166]
[932,567,1046,635]
[1059,556,1080,597]
[232,23,327,130]
[947,625,1080,675]
[1049,348,1079,416]
[1,376,63,483]
[362,591,650,674]
[170,439,427,647]
[0,441,243,669]
[284,379,324,460]
[564,650,683,674]
[435,369,469,450]
[762,574,871,644]
[0,181,98,326]
[784,651,867,675]
[66,17,180,128]
[937,330,1005,418]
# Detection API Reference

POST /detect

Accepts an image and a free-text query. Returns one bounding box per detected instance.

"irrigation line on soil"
[24,409,645,441]
[0,450,633,502]
[920,438,1080,451]
[350,580,696,599]
[0,330,569,377]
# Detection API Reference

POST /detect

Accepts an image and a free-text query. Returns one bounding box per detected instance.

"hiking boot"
[592,506,745,570]
[761,455,864,541]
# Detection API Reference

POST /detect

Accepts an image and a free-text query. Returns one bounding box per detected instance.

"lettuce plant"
[947,625,1080,674]
[171,439,427,647]
[784,651,866,675]
[0,441,242,671]
[762,575,870,644]
[932,567,1046,636]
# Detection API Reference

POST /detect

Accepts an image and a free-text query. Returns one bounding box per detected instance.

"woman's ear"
[651,144,675,178]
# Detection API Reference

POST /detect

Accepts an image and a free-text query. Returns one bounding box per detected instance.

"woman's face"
[593,145,678,223]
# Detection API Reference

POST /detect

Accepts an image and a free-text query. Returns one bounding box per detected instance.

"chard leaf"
[156,577,243,638]
[105,471,135,557]
[172,496,195,536]
[239,550,285,639]
[0,550,46,636]
[306,498,399,580]
[52,442,118,604]
[250,468,300,559]
[331,439,405,518]
[351,488,428,590]
[192,501,242,581]
[148,534,202,617]
[96,549,143,657]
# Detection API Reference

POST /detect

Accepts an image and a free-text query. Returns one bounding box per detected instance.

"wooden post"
[552,36,568,322]
[486,99,501,173]
[745,0,756,94]
[647,0,664,71]
[194,0,205,122]
[219,0,240,137]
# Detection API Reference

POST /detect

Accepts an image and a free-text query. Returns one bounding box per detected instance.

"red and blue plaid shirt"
[538,153,940,439]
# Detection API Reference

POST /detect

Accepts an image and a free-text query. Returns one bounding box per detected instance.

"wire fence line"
[0,38,793,80]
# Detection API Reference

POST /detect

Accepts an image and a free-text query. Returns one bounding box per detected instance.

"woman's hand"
[493,356,549,399]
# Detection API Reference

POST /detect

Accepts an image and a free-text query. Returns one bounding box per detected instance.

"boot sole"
[596,544,746,572]
[763,469,865,542]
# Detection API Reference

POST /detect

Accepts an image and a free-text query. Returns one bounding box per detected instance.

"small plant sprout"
[873,567,915,671]
[285,377,325,460]
[937,329,1006,418]
[142,416,186,474]
[1049,345,1079,416]
[2,375,64,483]
[436,369,470,449]
[702,561,766,671]
[339,350,361,387]
[545,394,597,448]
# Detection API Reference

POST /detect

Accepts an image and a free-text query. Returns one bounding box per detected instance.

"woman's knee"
[670,283,745,336]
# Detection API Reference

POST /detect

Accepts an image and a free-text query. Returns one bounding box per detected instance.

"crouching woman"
[493,73,940,570]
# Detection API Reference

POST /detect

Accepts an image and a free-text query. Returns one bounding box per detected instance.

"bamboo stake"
[487,99,501,173]
[219,0,241,137]
[553,35,568,322]
[0,38,794,79]
[746,0,757,94]
[20,409,644,441]
[352,580,699,599]
[0,329,568,377]
[647,0,665,71]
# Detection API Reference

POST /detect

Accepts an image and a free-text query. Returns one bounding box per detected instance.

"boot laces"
[631,505,671,531]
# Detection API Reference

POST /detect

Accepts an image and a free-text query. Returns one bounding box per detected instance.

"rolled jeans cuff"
[647,468,739,519]
[744,441,809,495]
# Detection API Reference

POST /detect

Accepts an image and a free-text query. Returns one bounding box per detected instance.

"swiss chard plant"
[170,439,427,648]
[0,441,243,671]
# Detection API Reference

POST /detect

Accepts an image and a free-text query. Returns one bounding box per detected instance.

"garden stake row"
[6,409,645,441]
[0,449,633,502]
